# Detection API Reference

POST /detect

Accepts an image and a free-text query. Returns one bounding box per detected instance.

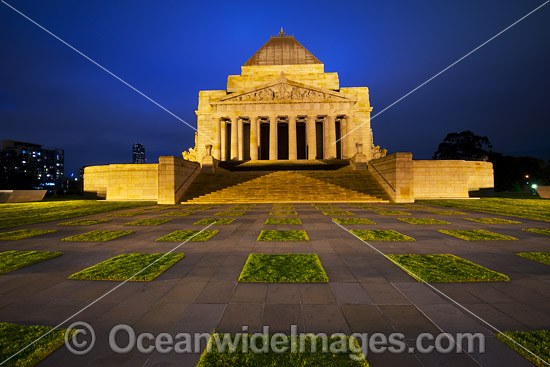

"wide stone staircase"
[180,164,390,203]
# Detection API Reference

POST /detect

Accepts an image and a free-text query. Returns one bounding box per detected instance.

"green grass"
[426,210,468,216]
[464,218,521,224]
[315,206,340,210]
[238,254,328,282]
[106,211,144,217]
[375,210,411,216]
[322,210,354,216]
[215,211,246,216]
[0,251,62,274]
[272,204,294,210]
[397,218,450,225]
[265,218,302,225]
[0,322,71,367]
[523,228,550,236]
[269,211,297,216]
[257,230,309,241]
[390,204,433,210]
[333,218,376,225]
[0,200,154,229]
[196,333,369,366]
[349,204,382,210]
[517,252,550,265]
[124,218,173,225]
[439,229,518,241]
[61,230,134,242]
[68,253,184,281]
[156,230,219,242]
[386,254,510,283]
[161,211,194,216]
[194,218,235,225]
[351,230,415,241]
[497,330,550,366]
[419,198,550,222]
[229,204,256,210]
[0,229,57,240]
[58,219,112,225]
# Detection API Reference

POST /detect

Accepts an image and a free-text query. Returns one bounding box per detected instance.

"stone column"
[269,115,278,160]
[306,115,316,160]
[288,115,297,160]
[327,115,337,159]
[341,117,347,159]
[231,116,238,160]
[237,117,244,160]
[250,116,258,160]
[220,119,226,161]
[214,117,221,160]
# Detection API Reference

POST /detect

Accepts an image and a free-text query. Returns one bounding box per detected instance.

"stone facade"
[195,32,375,163]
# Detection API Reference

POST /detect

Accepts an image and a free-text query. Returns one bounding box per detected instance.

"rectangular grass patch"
[523,228,550,236]
[0,229,57,240]
[375,210,411,216]
[61,230,134,242]
[351,230,415,241]
[517,252,550,265]
[439,229,518,241]
[0,322,70,367]
[386,254,509,282]
[0,250,62,274]
[196,333,368,366]
[161,211,194,217]
[156,230,219,242]
[322,210,354,216]
[229,204,256,210]
[273,204,294,209]
[257,230,309,241]
[269,211,297,216]
[349,205,381,210]
[333,218,375,225]
[464,218,521,224]
[58,219,112,226]
[68,253,184,281]
[238,254,328,282]
[398,218,450,225]
[106,211,144,217]
[193,218,235,225]
[426,210,468,215]
[214,211,246,216]
[265,218,302,225]
[497,330,550,366]
[124,219,173,226]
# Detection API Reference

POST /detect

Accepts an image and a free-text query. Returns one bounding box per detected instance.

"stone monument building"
[195,29,376,163]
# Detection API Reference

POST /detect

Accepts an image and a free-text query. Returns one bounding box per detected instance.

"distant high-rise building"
[0,140,64,190]
[132,143,146,164]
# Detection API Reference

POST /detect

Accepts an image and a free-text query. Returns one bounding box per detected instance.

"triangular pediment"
[215,75,355,104]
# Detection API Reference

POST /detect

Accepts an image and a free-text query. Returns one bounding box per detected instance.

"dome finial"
[279,27,285,37]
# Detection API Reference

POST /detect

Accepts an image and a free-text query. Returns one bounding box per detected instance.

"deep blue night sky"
[1,0,549,175]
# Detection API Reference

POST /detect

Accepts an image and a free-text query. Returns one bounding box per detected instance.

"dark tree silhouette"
[433,131,492,160]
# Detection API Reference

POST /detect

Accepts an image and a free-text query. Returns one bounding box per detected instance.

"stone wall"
[369,154,494,202]
[106,164,158,201]
[413,160,494,199]
[158,157,201,204]
[83,157,201,203]
[369,153,415,203]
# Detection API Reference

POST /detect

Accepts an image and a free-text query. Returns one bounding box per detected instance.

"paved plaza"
[1,203,549,366]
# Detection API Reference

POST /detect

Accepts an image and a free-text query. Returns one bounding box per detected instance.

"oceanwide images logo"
[65,322,486,359]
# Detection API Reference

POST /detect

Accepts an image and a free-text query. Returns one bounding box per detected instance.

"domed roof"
[243,29,322,66]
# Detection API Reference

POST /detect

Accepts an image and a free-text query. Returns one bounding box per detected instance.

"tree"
[433,131,492,160]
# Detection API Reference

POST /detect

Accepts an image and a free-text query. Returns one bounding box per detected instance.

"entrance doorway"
[259,123,269,160]
[296,122,306,159]
[315,121,324,159]
[278,123,289,160]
